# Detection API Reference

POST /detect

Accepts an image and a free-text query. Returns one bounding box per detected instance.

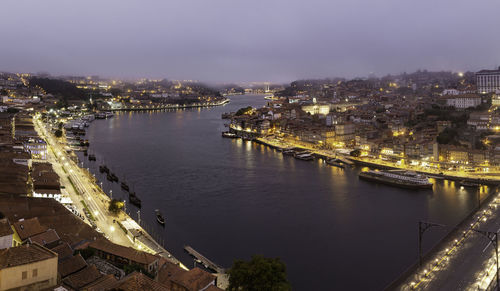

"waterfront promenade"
[33,115,185,268]
[254,135,500,184]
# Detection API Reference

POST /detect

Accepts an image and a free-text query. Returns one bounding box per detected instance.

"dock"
[184,245,225,273]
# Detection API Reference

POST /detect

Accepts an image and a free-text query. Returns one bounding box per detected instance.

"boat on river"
[221,131,238,138]
[295,152,314,161]
[121,182,129,191]
[156,209,165,226]
[326,158,345,168]
[99,165,109,174]
[359,170,433,190]
[129,192,142,208]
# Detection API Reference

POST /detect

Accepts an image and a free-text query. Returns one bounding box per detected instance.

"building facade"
[477,68,500,94]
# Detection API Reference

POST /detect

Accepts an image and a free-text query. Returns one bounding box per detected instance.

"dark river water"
[77,94,494,290]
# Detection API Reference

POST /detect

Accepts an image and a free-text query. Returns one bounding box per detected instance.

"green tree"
[227,255,291,291]
[54,129,63,138]
[108,199,123,215]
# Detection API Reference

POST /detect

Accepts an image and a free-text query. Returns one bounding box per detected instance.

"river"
[77,94,493,290]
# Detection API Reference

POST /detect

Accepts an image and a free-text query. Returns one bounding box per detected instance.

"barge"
[359,170,433,190]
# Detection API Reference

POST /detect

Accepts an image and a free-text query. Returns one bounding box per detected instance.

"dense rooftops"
[0,243,57,268]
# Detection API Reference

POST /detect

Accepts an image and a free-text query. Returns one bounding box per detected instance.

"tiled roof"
[157,259,186,286]
[170,267,215,291]
[59,254,87,278]
[50,242,73,261]
[0,218,13,237]
[62,265,102,290]
[85,274,118,291]
[13,217,48,241]
[29,229,60,246]
[0,243,57,268]
[89,238,158,265]
[109,271,170,291]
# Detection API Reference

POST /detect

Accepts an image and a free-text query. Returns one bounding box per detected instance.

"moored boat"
[359,170,433,190]
[326,158,345,168]
[156,209,165,226]
[295,153,314,161]
[99,165,109,174]
[129,192,142,208]
[221,131,238,138]
[121,182,129,191]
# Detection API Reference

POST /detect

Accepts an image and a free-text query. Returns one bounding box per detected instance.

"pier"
[184,245,225,273]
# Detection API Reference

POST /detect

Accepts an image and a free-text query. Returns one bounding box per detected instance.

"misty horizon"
[2,0,500,83]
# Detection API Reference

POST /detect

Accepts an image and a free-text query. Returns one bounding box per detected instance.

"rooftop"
[0,243,57,268]
[89,238,159,266]
[62,265,102,290]
[170,267,215,291]
[13,217,48,241]
[59,254,87,278]
[108,271,170,291]
[29,228,60,246]
[0,218,13,237]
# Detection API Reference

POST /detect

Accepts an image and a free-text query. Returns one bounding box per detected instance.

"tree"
[108,199,124,215]
[350,149,361,157]
[437,127,458,145]
[58,122,64,130]
[227,255,291,291]
[54,129,63,138]
[235,106,253,116]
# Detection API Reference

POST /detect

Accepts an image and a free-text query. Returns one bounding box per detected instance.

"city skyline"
[2,0,500,83]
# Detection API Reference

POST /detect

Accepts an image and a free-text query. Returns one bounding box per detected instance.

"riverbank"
[250,134,500,185]
[33,115,186,270]
[104,98,230,112]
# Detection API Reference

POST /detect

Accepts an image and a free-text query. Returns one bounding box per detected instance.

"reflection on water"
[79,95,494,291]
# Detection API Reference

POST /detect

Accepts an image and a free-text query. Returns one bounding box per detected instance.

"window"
[22,271,27,280]
[32,269,38,278]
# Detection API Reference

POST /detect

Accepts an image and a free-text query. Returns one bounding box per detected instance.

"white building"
[477,67,500,94]
[446,94,482,109]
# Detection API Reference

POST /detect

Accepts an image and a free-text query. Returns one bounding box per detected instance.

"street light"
[473,229,499,289]
[418,221,444,267]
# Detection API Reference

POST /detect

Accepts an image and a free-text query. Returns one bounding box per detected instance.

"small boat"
[156,209,165,226]
[88,154,96,161]
[221,131,238,138]
[106,173,113,181]
[110,173,118,182]
[121,182,129,191]
[99,165,109,174]
[326,159,345,168]
[282,149,295,156]
[129,192,141,208]
[295,153,314,161]
[460,181,480,188]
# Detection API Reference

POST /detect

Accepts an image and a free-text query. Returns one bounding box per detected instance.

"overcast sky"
[1,0,500,83]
